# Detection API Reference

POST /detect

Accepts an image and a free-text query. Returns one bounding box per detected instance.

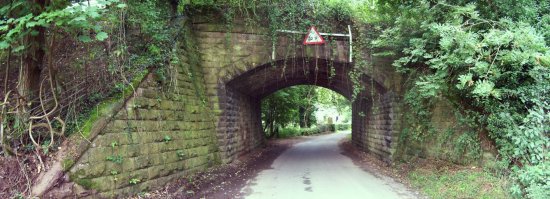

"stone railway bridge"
[35,17,407,198]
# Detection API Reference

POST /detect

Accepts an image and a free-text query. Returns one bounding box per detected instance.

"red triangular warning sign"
[303,26,325,45]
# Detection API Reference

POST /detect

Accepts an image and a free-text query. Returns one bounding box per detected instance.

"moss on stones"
[62,158,75,172]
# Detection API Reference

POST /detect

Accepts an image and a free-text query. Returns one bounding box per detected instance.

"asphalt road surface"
[240,131,418,199]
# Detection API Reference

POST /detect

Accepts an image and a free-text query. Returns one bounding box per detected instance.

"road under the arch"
[240,131,418,199]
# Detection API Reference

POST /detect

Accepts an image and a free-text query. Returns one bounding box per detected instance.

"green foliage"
[261,85,351,138]
[124,0,174,69]
[73,178,97,190]
[409,168,511,199]
[176,149,185,160]
[163,135,172,143]
[129,177,141,185]
[278,124,336,138]
[0,0,125,51]
[110,170,119,175]
[40,139,51,155]
[106,155,123,164]
[299,126,324,136]
[12,192,24,199]
[453,131,482,163]
[62,158,75,171]
[335,124,351,131]
[277,127,301,138]
[374,0,550,197]
[261,85,318,137]
[316,87,351,119]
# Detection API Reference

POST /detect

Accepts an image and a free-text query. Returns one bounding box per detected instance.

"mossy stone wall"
[67,22,220,198]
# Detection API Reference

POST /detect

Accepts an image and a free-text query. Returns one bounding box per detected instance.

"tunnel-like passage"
[215,57,400,163]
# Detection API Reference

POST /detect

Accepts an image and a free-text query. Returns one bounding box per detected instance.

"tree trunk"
[273,124,279,138]
[17,0,47,119]
[299,107,305,128]
[18,29,45,107]
[268,120,275,138]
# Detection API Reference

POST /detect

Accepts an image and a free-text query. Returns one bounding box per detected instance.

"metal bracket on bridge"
[272,25,353,62]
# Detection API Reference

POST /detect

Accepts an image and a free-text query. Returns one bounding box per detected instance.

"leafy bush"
[277,124,337,138]
[319,124,336,133]
[278,127,301,138]
[299,127,319,136]
[335,124,351,131]
[373,1,550,197]
[261,86,318,137]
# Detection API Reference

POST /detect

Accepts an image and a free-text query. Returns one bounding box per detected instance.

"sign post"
[272,26,353,62]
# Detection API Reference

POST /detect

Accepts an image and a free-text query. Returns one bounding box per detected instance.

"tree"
[373,0,549,197]
[261,85,318,137]
[0,0,122,155]
[316,87,350,122]
[260,85,353,137]
[1,0,117,102]
[294,86,317,128]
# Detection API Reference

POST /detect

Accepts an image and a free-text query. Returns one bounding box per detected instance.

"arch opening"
[215,57,398,164]
[260,85,351,139]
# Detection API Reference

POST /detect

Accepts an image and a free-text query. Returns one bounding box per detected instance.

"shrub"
[278,127,301,138]
[278,124,337,138]
[335,124,351,131]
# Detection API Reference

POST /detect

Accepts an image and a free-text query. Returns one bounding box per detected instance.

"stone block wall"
[351,97,369,150]
[193,21,272,164]
[216,86,264,163]
[351,92,402,163]
[366,92,401,162]
[67,26,220,197]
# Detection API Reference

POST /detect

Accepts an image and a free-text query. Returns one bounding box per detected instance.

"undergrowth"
[277,124,343,138]
[409,168,511,199]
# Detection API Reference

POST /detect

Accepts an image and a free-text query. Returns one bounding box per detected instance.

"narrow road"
[240,131,418,199]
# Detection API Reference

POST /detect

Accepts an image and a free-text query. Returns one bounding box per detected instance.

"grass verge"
[408,167,511,199]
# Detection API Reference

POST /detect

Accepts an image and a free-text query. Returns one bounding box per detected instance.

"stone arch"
[192,19,404,163]
[226,57,387,99]
[215,57,399,163]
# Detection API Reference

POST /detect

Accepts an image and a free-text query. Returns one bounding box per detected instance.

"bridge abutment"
[216,86,264,164]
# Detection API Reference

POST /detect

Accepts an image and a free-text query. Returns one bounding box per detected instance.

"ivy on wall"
[372,1,549,198]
